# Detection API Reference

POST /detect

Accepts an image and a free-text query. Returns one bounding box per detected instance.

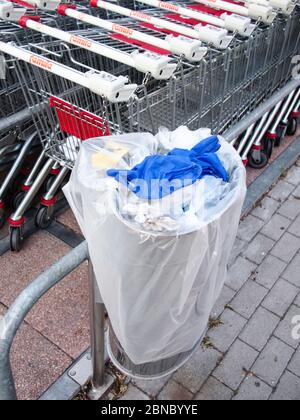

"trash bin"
[64,127,246,379]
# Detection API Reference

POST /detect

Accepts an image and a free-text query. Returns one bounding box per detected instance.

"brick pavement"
[119,158,300,401]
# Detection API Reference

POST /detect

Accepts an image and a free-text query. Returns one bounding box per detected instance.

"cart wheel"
[10,174,25,195]
[275,124,287,147]
[10,228,23,252]
[44,176,56,193]
[0,208,6,230]
[35,205,54,229]
[11,191,25,211]
[248,151,268,169]
[286,117,298,136]
[263,137,274,159]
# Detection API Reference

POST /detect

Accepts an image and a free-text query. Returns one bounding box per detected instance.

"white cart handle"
[0,40,137,102]
[14,0,61,11]
[0,1,26,21]
[91,0,232,49]
[56,4,176,80]
[246,0,295,15]
[59,4,206,62]
[193,0,276,23]
[194,0,250,16]
[135,0,253,36]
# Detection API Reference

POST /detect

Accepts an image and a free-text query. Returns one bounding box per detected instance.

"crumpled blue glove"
[107,136,228,199]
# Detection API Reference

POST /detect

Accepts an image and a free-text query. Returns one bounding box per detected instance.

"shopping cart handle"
[246,0,295,16]
[85,71,137,103]
[21,0,61,11]
[269,0,295,14]
[0,1,26,21]
[221,13,256,37]
[131,51,177,80]
[57,3,77,15]
[247,3,277,24]
[166,35,208,62]
[18,15,41,26]
[195,24,233,49]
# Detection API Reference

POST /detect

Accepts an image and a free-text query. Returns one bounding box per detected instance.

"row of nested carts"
[0,0,299,251]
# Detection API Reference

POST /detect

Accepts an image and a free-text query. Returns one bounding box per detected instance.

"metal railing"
[1,76,300,400]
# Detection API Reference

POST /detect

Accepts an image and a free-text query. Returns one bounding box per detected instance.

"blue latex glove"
[107,136,228,199]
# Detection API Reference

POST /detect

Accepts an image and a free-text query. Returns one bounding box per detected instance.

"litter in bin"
[64,126,247,379]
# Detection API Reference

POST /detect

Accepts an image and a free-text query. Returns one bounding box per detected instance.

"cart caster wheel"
[10,228,23,252]
[11,191,25,211]
[248,151,268,169]
[10,175,24,195]
[263,137,274,159]
[35,205,54,229]
[286,117,298,136]
[0,209,6,230]
[275,124,287,147]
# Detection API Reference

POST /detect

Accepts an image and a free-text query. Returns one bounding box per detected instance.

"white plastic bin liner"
[64,127,246,369]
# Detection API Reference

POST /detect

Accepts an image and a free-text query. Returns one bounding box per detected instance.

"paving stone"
[214,340,258,391]
[251,196,280,222]
[229,238,248,266]
[230,280,268,319]
[208,309,247,353]
[194,377,234,401]
[282,253,300,287]
[233,376,273,401]
[278,195,300,220]
[0,305,72,401]
[173,346,222,394]
[271,232,300,263]
[254,255,287,289]
[261,213,291,241]
[295,292,300,307]
[284,165,300,186]
[262,278,299,317]
[243,234,275,265]
[274,305,300,349]
[238,215,265,242]
[252,337,294,387]
[157,380,193,400]
[270,371,300,400]
[240,307,280,351]
[133,376,171,398]
[288,347,300,378]
[268,180,295,203]
[211,286,236,318]
[288,214,300,238]
[0,231,70,306]
[119,384,150,400]
[293,184,300,197]
[226,257,257,292]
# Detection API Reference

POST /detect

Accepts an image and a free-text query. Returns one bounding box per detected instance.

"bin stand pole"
[88,261,106,399]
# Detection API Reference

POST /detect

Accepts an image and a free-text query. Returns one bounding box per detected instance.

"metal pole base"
[88,373,115,401]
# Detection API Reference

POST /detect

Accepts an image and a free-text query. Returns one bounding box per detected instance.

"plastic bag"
[64,127,246,372]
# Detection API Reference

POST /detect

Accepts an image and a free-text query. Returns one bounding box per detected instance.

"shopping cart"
[0,33,144,249]
[0,3,43,228]
[0,0,103,228]
[235,87,300,167]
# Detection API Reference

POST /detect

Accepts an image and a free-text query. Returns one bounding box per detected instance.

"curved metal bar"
[0,241,89,400]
